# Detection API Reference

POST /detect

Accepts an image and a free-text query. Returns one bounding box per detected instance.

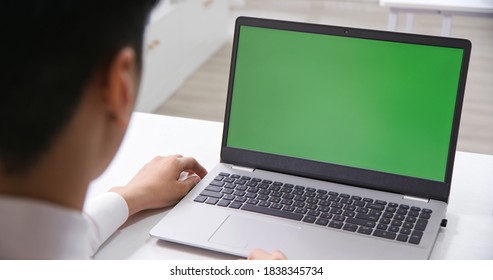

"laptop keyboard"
[194,172,433,245]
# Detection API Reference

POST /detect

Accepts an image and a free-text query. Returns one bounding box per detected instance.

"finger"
[179,157,208,178]
[247,248,269,260]
[247,248,287,260]
[270,250,287,260]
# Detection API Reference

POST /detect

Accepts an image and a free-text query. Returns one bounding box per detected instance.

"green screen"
[227,26,464,182]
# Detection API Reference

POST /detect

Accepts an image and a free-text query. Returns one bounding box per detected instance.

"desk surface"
[89,112,493,259]
[380,0,493,13]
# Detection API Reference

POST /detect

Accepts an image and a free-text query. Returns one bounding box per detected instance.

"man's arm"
[84,155,286,259]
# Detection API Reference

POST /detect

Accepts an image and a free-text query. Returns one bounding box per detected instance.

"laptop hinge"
[231,165,255,173]
[403,195,429,203]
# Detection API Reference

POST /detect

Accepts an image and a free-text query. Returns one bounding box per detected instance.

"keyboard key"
[355,213,379,222]
[257,194,269,201]
[405,216,417,223]
[397,208,408,215]
[333,215,345,222]
[305,204,317,210]
[223,177,236,183]
[258,201,270,207]
[394,214,405,221]
[400,228,412,235]
[200,190,223,199]
[271,203,282,210]
[223,194,235,200]
[295,185,305,190]
[396,234,408,242]
[385,206,397,213]
[246,198,259,205]
[375,200,387,205]
[409,230,423,244]
[346,217,376,228]
[320,213,333,219]
[242,204,303,221]
[245,192,257,199]
[342,223,358,232]
[235,196,247,203]
[391,220,402,227]
[283,205,295,212]
[357,226,373,235]
[328,221,344,229]
[303,216,316,223]
[422,208,433,214]
[229,201,243,209]
[414,219,428,231]
[368,204,384,210]
[377,223,388,230]
[408,210,420,217]
[315,218,330,226]
[343,211,356,218]
[222,188,234,195]
[236,179,246,185]
[403,222,414,229]
[354,201,365,207]
[295,208,307,215]
[307,210,320,217]
[380,218,391,224]
[419,212,431,219]
[329,208,342,215]
[205,185,223,192]
[388,226,400,232]
[206,198,219,205]
[194,195,207,203]
[219,172,230,177]
[210,180,225,187]
[373,229,396,240]
[217,200,230,207]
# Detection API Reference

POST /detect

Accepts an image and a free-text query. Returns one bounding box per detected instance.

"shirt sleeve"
[83,192,129,256]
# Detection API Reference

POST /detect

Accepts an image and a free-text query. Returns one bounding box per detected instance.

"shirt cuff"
[84,192,129,256]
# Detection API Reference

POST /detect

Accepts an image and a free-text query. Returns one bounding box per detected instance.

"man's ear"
[104,47,137,128]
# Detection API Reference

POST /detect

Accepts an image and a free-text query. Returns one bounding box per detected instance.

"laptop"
[150,17,471,259]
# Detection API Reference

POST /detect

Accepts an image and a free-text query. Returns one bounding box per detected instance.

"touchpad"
[209,214,302,251]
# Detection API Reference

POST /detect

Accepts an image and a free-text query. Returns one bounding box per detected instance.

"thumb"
[181,175,202,191]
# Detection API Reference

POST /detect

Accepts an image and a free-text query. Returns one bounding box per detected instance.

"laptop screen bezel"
[221,17,471,203]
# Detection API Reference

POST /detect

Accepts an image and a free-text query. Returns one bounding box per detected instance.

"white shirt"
[0,192,128,259]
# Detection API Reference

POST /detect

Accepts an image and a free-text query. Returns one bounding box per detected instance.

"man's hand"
[248,248,287,260]
[110,155,207,216]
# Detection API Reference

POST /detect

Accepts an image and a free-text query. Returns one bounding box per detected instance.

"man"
[0,0,285,260]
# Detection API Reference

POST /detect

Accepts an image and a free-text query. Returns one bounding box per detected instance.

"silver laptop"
[151,17,471,259]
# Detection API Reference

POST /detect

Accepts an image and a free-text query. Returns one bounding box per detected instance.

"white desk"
[89,112,493,259]
[380,0,493,36]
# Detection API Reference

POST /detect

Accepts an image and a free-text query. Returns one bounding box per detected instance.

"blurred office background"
[138,0,493,155]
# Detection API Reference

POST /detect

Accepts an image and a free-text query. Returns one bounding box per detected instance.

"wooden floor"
[154,0,493,155]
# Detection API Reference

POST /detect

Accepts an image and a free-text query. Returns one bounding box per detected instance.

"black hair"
[0,0,158,175]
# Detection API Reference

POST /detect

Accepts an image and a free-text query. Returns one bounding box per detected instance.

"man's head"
[1,0,157,176]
